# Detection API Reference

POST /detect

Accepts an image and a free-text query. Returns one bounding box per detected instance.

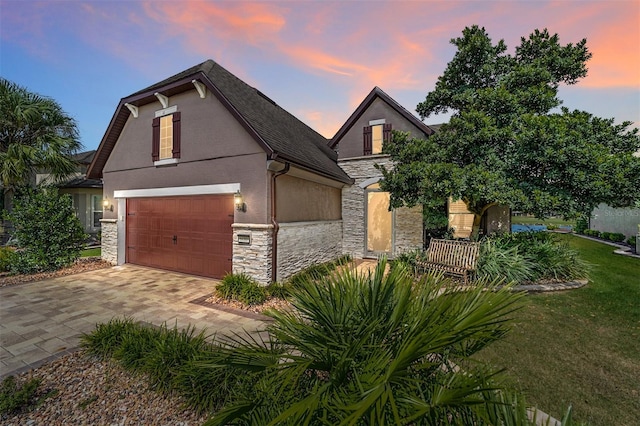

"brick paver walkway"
[0,265,266,379]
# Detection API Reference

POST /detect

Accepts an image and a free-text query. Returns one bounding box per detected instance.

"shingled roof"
[88,60,351,184]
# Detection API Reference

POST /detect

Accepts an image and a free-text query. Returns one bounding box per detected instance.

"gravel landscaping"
[1,351,207,425]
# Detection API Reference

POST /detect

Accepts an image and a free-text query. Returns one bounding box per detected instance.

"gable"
[102,90,264,175]
[88,60,351,185]
[330,87,435,160]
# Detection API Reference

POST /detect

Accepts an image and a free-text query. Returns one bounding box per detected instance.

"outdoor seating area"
[416,238,480,284]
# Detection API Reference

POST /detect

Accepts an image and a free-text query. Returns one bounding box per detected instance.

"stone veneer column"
[277,220,343,282]
[100,219,118,264]
[232,223,273,286]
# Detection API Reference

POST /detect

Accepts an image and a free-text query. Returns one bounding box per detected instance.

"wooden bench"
[416,239,480,284]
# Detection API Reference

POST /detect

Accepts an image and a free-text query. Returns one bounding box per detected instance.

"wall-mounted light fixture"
[234,190,246,212]
[103,198,114,212]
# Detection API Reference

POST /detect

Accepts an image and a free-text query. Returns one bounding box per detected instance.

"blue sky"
[1,0,638,152]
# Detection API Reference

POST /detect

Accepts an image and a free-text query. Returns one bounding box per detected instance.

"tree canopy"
[378,26,640,232]
[0,78,82,203]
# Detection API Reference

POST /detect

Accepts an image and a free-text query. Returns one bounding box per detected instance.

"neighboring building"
[590,203,640,240]
[87,60,351,284]
[37,150,104,238]
[590,150,640,242]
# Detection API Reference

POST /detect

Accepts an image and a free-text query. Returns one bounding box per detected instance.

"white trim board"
[114,183,240,199]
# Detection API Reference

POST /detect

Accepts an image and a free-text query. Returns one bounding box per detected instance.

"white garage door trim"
[114,183,240,199]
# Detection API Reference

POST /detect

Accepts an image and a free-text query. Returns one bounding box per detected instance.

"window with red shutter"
[152,112,181,163]
[363,126,372,155]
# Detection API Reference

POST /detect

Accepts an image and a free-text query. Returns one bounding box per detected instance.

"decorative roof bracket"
[154,92,169,108]
[124,103,138,118]
[192,79,207,98]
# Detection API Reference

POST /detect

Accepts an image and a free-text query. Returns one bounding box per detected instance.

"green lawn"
[511,215,575,227]
[80,247,101,257]
[476,235,640,425]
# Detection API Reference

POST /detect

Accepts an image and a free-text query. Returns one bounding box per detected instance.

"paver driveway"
[0,265,267,379]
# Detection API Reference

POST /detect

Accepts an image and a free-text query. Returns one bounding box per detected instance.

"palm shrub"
[204,259,530,425]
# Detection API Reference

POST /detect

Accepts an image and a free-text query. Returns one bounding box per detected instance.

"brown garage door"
[126,195,234,279]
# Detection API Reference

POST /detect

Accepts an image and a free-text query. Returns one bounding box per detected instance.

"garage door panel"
[126,195,234,279]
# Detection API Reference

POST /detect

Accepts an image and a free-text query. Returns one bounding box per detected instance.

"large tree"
[0,79,81,206]
[378,26,640,236]
[0,78,81,240]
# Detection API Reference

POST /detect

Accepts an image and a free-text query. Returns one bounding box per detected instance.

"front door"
[365,183,393,256]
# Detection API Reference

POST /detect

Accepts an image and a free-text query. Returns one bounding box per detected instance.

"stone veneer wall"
[100,219,118,264]
[232,223,273,286]
[277,220,343,282]
[339,156,422,258]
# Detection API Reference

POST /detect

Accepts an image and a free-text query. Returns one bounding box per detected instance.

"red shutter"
[152,117,160,161]
[172,112,181,159]
[383,123,392,144]
[363,126,372,155]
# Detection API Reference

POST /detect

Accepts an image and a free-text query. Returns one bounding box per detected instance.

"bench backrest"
[426,239,480,270]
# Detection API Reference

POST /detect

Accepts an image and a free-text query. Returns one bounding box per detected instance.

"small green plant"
[265,282,290,299]
[0,375,41,414]
[608,232,625,242]
[627,236,637,247]
[0,246,16,272]
[215,272,254,300]
[601,231,611,240]
[238,282,267,305]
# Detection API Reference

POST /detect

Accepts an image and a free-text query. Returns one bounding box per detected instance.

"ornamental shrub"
[608,233,625,242]
[601,232,611,240]
[627,236,637,247]
[4,188,87,274]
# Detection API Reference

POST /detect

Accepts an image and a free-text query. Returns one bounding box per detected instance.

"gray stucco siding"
[102,90,271,224]
[337,98,429,159]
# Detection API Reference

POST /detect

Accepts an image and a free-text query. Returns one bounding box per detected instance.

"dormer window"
[363,120,391,155]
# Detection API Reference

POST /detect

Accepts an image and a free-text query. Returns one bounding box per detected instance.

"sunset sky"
[1,0,638,151]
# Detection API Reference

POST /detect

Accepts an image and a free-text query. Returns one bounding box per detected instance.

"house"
[36,150,103,238]
[88,60,509,284]
[87,60,352,284]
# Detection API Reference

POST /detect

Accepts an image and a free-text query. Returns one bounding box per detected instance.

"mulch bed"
[0,257,112,288]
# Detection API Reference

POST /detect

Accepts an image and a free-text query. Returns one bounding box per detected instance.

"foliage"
[488,232,588,281]
[628,236,637,247]
[204,259,532,425]
[265,282,290,299]
[477,240,535,284]
[0,246,16,272]
[0,78,82,212]
[583,229,600,238]
[215,272,266,306]
[284,254,351,289]
[608,232,625,243]
[4,187,87,273]
[574,216,588,234]
[0,375,41,414]
[390,248,428,273]
[81,317,256,415]
[377,26,640,233]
